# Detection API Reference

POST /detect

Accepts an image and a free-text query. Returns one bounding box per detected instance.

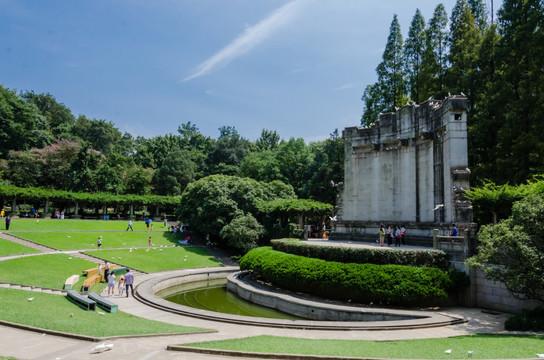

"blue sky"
[0,0,498,142]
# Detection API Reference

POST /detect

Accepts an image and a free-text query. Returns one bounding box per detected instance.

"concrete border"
[135,268,466,330]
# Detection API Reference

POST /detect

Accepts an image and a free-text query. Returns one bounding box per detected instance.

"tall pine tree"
[404,9,427,103]
[420,4,449,100]
[376,14,408,112]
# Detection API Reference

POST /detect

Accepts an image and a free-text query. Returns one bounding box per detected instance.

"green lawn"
[6,218,168,232]
[0,254,98,290]
[185,334,544,359]
[14,231,178,250]
[85,247,222,273]
[0,287,210,337]
[0,238,40,257]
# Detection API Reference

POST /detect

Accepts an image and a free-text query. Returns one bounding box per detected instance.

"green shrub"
[240,247,466,306]
[505,307,544,331]
[271,239,450,270]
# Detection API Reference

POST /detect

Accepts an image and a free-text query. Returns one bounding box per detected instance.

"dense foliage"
[361,0,544,186]
[0,85,344,204]
[175,175,296,251]
[467,194,544,304]
[271,239,450,270]
[240,247,465,306]
[505,307,544,331]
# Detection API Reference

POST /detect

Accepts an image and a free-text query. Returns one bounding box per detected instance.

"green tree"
[376,14,408,111]
[303,129,344,204]
[176,175,295,247]
[420,4,449,100]
[124,166,154,195]
[72,116,122,156]
[467,194,544,304]
[275,138,313,197]
[5,150,43,188]
[255,129,281,151]
[361,83,382,126]
[153,147,195,196]
[220,213,265,252]
[467,0,488,31]
[238,150,283,183]
[404,9,427,103]
[205,126,250,176]
[21,91,75,138]
[0,85,52,158]
[447,0,482,109]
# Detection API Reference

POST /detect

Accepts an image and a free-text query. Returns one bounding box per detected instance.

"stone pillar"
[74,202,79,215]
[130,205,134,216]
[44,200,49,215]
[12,197,17,214]
[433,229,439,249]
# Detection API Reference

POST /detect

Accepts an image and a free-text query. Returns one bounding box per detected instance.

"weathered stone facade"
[331,95,474,245]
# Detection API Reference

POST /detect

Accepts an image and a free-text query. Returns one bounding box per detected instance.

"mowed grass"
[85,246,222,273]
[7,218,168,232]
[0,254,98,289]
[0,287,210,337]
[185,334,544,359]
[14,231,178,250]
[0,238,40,256]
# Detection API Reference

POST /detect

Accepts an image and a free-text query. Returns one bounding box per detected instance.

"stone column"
[433,229,439,249]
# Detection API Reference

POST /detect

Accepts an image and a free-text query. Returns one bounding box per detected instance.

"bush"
[220,214,265,252]
[240,247,466,306]
[271,239,450,270]
[505,307,544,331]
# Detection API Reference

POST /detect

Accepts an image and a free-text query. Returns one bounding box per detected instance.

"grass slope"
[0,287,209,337]
[185,334,544,359]
[0,238,39,256]
[15,231,178,250]
[0,254,97,289]
[85,246,222,273]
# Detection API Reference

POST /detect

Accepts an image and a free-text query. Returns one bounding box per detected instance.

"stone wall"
[331,95,474,244]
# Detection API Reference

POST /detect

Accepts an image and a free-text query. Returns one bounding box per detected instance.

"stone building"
[331,95,474,245]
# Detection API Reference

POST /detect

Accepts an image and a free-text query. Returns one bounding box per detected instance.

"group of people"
[102,261,135,297]
[305,223,327,239]
[379,225,406,247]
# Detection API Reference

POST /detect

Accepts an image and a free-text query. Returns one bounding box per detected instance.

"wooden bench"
[64,275,80,290]
[88,292,118,313]
[66,290,96,310]
[81,274,101,292]
[83,267,99,277]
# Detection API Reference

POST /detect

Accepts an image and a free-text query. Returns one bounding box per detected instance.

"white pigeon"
[468,350,474,356]
[36,219,39,223]
[68,257,72,260]
[536,354,544,359]
[67,236,71,238]
[159,249,163,251]
[98,311,105,315]
[91,343,113,353]
[27,297,34,301]
[445,349,451,354]
[118,257,121,260]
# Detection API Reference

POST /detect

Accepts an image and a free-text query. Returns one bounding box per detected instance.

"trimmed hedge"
[240,247,466,306]
[271,239,450,270]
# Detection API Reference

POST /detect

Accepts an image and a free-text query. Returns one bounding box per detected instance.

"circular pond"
[135,267,466,330]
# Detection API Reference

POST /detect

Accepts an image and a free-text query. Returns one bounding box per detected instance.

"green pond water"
[158,278,303,320]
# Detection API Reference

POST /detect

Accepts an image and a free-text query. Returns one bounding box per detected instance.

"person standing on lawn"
[5,215,11,230]
[126,219,134,231]
[124,269,134,297]
[107,270,116,296]
[97,236,102,249]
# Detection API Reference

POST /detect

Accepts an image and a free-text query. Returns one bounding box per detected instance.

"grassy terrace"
[0,238,39,257]
[6,218,169,231]
[184,334,544,359]
[0,287,208,337]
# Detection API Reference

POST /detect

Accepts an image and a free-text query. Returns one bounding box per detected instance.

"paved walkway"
[0,233,518,360]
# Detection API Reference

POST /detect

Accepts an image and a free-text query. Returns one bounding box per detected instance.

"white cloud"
[183,0,307,82]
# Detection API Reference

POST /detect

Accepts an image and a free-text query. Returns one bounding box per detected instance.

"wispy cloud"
[332,83,357,91]
[183,0,306,82]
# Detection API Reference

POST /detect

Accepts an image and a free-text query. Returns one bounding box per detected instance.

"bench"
[66,290,96,310]
[64,275,80,290]
[112,267,127,276]
[88,292,118,313]
[81,274,101,292]
[83,267,99,277]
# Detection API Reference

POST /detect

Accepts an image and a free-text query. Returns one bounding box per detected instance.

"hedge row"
[240,247,466,306]
[271,239,450,270]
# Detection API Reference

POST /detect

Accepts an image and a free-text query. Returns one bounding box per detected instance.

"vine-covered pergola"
[258,198,334,228]
[0,185,181,218]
